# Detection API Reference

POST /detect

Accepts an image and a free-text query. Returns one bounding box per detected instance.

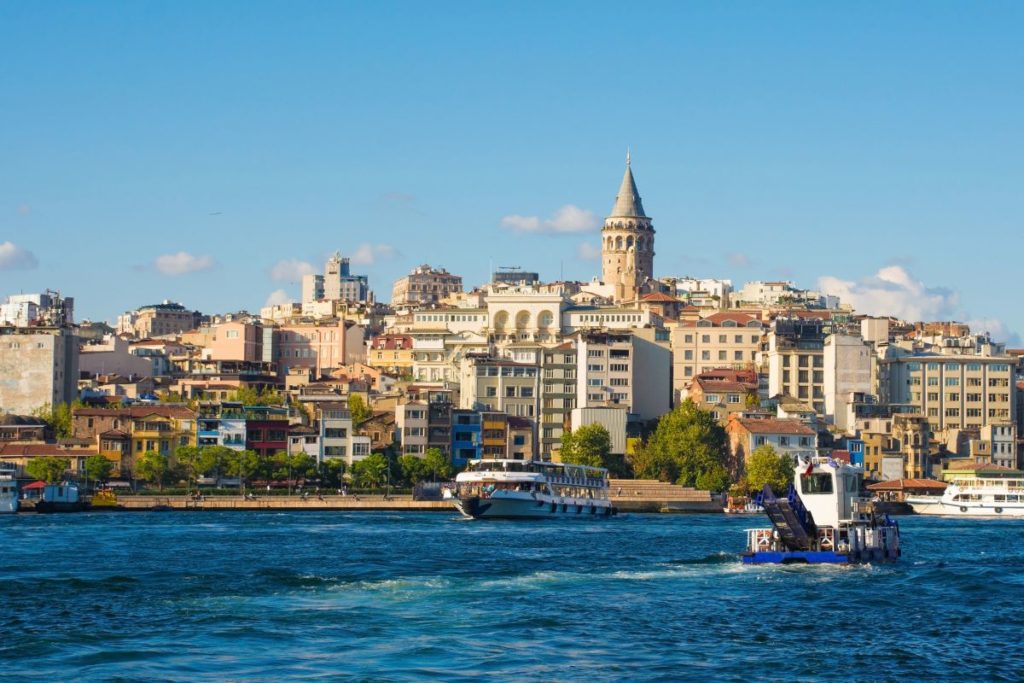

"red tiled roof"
[702,312,763,326]
[733,418,815,436]
[370,334,413,350]
[867,479,947,492]
[73,406,196,419]
[0,444,96,457]
[694,378,756,393]
[640,292,679,303]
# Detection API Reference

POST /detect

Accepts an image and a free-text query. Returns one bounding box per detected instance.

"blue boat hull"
[743,547,899,565]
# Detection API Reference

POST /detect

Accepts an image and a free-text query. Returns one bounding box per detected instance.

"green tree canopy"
[229,386,284,406]
[83,455,114,484]
[352,453,388,489]
[560,423,612,469]
[348,394,371,427]
[32,402,74,439]
[634,400,731,489]
[745,444,794,495]
[422,448,452,482]
[26,456,69,483]
[224,449,261,492]
[398,455,429,486]
[136,451,169,490]
[321,459,346,488]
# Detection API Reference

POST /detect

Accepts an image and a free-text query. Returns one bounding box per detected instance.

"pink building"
[274,319,365,379]
[205,321,264,362]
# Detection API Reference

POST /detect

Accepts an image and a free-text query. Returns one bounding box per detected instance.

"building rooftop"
[734,418,816,436]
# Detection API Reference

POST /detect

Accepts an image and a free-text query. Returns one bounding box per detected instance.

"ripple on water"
[0,512,1018,681]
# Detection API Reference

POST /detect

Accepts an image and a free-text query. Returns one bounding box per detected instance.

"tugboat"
[742,457,901,564]
[35,482,90,513]
[447,458,615,519]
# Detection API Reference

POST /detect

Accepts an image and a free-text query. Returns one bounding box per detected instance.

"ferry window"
[845,477,859,493]
[801,473,833,494]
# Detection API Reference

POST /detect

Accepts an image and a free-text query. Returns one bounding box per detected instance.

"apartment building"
[574,330,670,421]
[366,334,414,373]
[392,264,463,307]
[397,402,428,456]
[0,326,80,415]
[766,318,829,416]
[122,301,202,338]
[687,369,759,424]
[883,352,1015,432]
[459,356,541,420]
[726,416,818,470]
[670,312,764,393]
[540,343,577,457]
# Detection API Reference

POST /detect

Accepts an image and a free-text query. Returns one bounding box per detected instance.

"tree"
[560,424,612,469]
[321,459,346,488]
[136,451,169,491]
[636,400,731,489]
[229,386,283,406]
[32,402,74,439]
[422,447,452,482]
[353,453,388,489]
[26,457,69,483]
[348,394,371,427]
[398,454,429,486]
[745,444,794,495]
[84,455,114,485]
[225,449,261,493]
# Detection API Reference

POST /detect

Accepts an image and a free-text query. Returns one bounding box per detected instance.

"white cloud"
[501,204,599,234]
[0,241,38,270]
[818,265,959,322]
[350,243,396,266]
[577,242,601,260]
[726,252,751,268]
[270,259,316,282]
[966,318,1021,346]
[264,289,294,307]
[154,251,214,276]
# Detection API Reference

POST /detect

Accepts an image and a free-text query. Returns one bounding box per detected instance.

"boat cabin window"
[801,473,833,494]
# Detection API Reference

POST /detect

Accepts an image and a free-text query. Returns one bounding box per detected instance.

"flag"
[803,459,814,476]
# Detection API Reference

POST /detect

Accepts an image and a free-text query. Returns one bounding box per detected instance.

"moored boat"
[0,467,18,514]
[35,482,90,513]
[743,457,901,565]
[906,476,1024,517]
[448,458,616,519]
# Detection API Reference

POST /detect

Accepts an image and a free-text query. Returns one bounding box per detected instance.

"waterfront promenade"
[18,479,722,513]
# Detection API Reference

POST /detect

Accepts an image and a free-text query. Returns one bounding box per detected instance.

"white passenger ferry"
[0,463,18,514]
[447,458,615,519]
[906,476,1024,517]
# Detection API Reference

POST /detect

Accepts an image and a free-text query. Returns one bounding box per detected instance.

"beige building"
[766,318,828,416]
[459,356,540,421]
[670,312,764,393]
[601,153,655,302]
[540,343,577,457]
[0,327,79,415]
[574,329,671,422]
[392,265,463,307]
[883,353,1015,432]
[366,334,414,373]
[123,301,201,338]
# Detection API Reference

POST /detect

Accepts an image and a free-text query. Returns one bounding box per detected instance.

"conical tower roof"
[608,151,647,218]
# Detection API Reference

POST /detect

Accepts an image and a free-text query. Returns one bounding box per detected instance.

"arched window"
[615,236,623,250]
[515,311,531,330]
[637,237,645,251]
[626,236,634,249]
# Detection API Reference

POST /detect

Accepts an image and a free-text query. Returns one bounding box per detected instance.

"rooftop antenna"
[626,147,631,167]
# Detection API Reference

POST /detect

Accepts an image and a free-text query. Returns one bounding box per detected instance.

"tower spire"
[609,153,646,218]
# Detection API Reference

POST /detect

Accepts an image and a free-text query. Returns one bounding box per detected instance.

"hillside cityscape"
[1,156,1020,492]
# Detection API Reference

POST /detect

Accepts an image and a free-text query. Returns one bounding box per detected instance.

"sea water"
[1,512,1021,682]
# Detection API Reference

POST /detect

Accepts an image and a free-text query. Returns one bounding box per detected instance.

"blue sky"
[1,2,1021,341]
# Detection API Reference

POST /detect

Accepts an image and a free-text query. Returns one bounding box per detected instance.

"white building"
[823,333,873,427]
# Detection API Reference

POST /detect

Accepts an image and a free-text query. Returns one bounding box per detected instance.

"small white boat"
[906,477,1024,517]
[449,458,616,519]
[0,466,18,514]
